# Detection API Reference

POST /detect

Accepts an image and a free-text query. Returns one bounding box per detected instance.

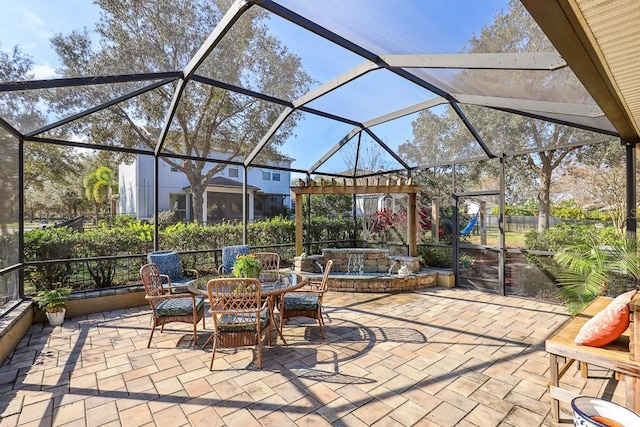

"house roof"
[183,177,260,192]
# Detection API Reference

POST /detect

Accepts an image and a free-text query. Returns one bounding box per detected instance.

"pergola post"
[291,178,422,256]
[408,192,417,256]
[432,198,440,243]
[295,192,304,256]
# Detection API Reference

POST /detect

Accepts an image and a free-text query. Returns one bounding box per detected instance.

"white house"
[118,154,292,223]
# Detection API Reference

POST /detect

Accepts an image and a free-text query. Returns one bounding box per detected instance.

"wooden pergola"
[291,178,423,257]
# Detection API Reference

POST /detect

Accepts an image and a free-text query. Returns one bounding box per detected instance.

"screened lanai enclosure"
[2,0,640,312]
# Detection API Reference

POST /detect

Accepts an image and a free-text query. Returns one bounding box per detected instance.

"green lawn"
[465,230,528,248]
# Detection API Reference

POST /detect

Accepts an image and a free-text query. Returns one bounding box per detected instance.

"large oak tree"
[399,0,604,232]
[51,0,312,223]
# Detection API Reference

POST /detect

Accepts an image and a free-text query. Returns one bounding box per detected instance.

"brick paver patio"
[0,287,626,426]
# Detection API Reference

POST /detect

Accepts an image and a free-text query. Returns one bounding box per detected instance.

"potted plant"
[32,287,72,326]
[233,254,262,279]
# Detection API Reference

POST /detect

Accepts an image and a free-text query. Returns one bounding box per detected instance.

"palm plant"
[554,240,639,314]
[82,166,118,218]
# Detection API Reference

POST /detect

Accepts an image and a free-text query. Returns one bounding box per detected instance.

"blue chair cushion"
[284,294,319,311]
[148,250,184,283]
[218,308,269,332]
[221,245,250,274]
[156,296,204,317]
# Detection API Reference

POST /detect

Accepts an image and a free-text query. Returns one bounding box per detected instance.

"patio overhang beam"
[522,0,640,142]
[25,136,153,155]
[0,117,23,140]
[154,80,186,156]
[26,78,176,137]
[191,74,293,108]
[382,52,567,71]
[413,155,497,171]
[244,107,295,167]
[363,97,448,128]
[294,61,378,107]
[503,136,616,158]
[490,106,619,137]
[454,94,605,118]
[298,106,361,126]
[156,0,252,156]
[451,102,495,158]
[256,0,455,102]
[183,0,254,79]
[0,72,182,92]
[192,73,362,168]
[308,127,362,174]
[244,107,361,168]
[412,136,615,171]
[362,127,412,170]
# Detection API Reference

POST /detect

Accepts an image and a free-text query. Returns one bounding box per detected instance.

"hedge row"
[18,215,355,291]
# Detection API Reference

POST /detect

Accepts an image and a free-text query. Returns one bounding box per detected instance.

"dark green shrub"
[79,226,129,288]
[24,227,78,291]
[525,224,621,252]
[418,246,453,268]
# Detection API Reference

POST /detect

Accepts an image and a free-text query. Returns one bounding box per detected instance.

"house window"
[272,172,280,181]
[262,171,271,180]
[170,194,187,221]
[228,166,239,178]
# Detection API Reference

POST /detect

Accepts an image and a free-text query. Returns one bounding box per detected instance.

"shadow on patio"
[0,288,625,426]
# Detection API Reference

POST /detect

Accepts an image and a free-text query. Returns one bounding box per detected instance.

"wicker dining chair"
[140,263,205,348]
[204,277,270,369]
[279,259,333,338]
[253,252,281,283]
[147,250,199,293]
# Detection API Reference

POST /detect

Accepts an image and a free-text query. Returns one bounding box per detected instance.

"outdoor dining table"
[187,272,307,346]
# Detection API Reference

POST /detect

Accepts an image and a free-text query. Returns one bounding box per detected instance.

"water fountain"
[347,253,365,275]
[294,248,451,293]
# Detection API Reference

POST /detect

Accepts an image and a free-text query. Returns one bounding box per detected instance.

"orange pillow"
[574,290,637,347]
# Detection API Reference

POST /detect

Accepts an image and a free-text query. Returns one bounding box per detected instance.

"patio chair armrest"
[289,289,324,296]
[158,273,176,294]
[146,293,195,301]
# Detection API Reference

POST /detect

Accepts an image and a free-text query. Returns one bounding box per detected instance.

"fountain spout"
[313,260,324,274]
[387,260,399,275]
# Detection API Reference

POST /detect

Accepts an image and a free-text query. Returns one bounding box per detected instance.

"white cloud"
[17,7,53,41]
[31,63,59,80]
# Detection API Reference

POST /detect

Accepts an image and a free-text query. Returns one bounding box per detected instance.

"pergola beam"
[292,178,422,256]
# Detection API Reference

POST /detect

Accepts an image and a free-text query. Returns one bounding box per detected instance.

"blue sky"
[0,0,508,173]
[0,1,101,79]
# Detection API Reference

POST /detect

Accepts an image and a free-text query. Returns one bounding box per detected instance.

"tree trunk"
[190,181,205,224]
[537,163,552,233]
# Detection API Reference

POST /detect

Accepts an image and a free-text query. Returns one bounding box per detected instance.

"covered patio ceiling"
[1,0,638,178]
[523,0,640,143]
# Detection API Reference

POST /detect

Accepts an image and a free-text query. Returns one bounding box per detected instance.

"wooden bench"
[545,295,640,422]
